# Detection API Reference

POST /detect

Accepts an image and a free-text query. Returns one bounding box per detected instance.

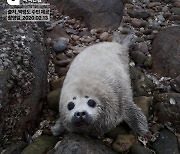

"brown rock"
[112,134,136,153]
[152,26,180,78]
[55,67,69,77]
[131,18,143,28]
[174,2,180,8]
[50,77,65,90]
[154,93,180,132]
[99,32,109,41]
[148,2,161,8]
[53,58,71,67]
[59,0,124,29]
[134,96,152,119]
[169,15,180,21]
[47,89,61,111]
[71,34,80,41]
[46,26,69,40]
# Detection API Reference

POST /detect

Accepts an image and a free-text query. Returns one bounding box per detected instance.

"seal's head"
[61,94,104,134]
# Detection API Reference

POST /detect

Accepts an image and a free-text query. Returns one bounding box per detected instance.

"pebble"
[148,2,161,8]
[157,15,165,22]
[171,7,180,15]
[169,15,180,21]
[138,42,148,53]
[112,134,136,153]
[71,35,80,41]
[53,58,71,67]
[52,38,67,54]
[144,56,153,68]
[134,96,152,118]
[162,6,169,12]
[143,29,152,35]
[67,19,76,25]
[99,32,109,41]
[131,18,143,28]
[90,29,97,35]
[65,28,78,35]
[50,77,65,90]
[128,10,150,19]
[46,38,53,46]
[55,67,68,77]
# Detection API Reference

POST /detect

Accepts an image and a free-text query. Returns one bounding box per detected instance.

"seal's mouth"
[74,121,89,128]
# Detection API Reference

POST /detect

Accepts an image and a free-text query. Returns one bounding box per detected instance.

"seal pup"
[51,34,148,137]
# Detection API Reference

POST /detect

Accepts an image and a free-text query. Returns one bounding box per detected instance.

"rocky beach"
[0,0,180,153]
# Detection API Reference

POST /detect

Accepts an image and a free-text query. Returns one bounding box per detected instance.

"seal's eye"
[87,99,96,108]
[67,102,75,110]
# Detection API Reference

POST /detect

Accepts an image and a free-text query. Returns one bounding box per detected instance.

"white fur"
[52,36,148,136]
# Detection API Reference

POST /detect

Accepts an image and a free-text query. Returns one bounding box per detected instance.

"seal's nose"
[74,111,87,119]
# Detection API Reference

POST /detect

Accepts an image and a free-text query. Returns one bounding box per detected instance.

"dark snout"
[71,111,93,127]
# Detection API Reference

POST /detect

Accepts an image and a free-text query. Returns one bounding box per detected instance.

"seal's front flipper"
[123,103,148,136]
[51,118,65,136]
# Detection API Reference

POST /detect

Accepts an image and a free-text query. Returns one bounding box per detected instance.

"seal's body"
[52,37,148,136]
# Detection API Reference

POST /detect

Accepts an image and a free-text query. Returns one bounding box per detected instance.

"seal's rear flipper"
[113,32,136,47]
[123,103,148,136]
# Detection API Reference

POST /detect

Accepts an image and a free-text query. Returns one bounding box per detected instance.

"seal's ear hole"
[87,99,96,108]
[67,102,75,110]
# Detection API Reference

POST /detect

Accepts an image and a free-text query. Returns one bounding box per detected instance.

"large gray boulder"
[152,26,180,78]
[0,3,49,149]
[59,0,124,29]
[48,134,117,154]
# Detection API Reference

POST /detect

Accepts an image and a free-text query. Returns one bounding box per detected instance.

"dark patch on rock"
[152,26,180,78]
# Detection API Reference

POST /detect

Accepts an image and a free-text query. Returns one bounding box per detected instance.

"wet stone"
[151,129,180,154]
[112,134,136,153]
[134,96,152,119]
[129,144,152,154]
[154,93,180,132]
[21,135,58,154]
[52,38,68,54]
[99,32,109,41]
[47,88,61,111]
[171,7,180,16]
[128,10,150,19]
[1,141,27,154]
[131,50,146,66]
[170,76,180,93]
[50,77,65,91]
